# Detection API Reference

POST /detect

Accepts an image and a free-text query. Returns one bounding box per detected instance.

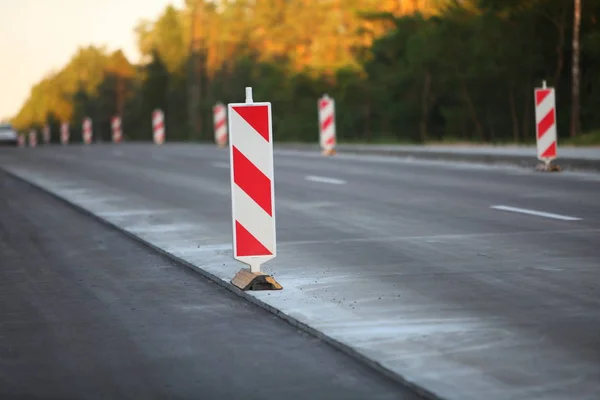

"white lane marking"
[490,205,581,221]
[211,162,229,169]
[305,175,346,185]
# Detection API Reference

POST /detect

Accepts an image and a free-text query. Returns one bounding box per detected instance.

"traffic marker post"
[318,94,336,156]
[213,102,228,148]
[112,116,122,143]
[42,124,51,144]
[534,81,560,172]
[82,117,93,144]
[28,130,37,148]
[17,134,25,148]
[60,122,70,145]
[153,109,165,145]
[228,87,282,291]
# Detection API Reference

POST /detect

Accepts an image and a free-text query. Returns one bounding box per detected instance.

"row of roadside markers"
[22,84,558,170]
[14,83,562,292]
[21,109,168,148]
[20,95,337,157]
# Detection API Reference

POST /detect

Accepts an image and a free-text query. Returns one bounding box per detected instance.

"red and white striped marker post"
[318,94,336,156]
[153,109,165,145]
[534,81,558,170]
[28,130,37,148]
[42,124,51,144]
[213,102,228,148]
[17,134,25,148]
[60,122,70,145]
[111,116,122,143]
[82,117,93,144]
[228,87,281,291]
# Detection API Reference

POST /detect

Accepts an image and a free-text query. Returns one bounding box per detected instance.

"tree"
[571,0,582,137]
[11,0,600,145]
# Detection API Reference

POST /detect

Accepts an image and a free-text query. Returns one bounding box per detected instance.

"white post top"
[245,87,253,104]
[543,80,547,88]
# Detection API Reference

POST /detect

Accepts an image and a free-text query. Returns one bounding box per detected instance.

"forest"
[11,0,600,145]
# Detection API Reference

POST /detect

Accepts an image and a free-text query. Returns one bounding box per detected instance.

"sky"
[0,0,185,120]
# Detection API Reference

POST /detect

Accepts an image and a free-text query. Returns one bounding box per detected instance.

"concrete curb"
[3,169,441,400]
[275,144,600,172]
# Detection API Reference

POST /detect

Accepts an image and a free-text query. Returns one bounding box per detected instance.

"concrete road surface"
[0,171,418,400]
[331,143,600,160]
[1,143,599,400]
[279,143,600,171]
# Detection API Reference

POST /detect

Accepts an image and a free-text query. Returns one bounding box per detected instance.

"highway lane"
[1,143,599,400]
[0,171,418,400]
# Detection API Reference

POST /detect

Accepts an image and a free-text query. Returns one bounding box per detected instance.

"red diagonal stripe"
[322,115,334,131]
[319,98,330,110]
[541,142,557,158]
[535,89,551,106]
[232,146,272,216]
[537,109,555,139]
[232,105,270,142]
[235,221,272,256]
[325,136,335,146]
[216,119,226,129]
[154,122,164,130]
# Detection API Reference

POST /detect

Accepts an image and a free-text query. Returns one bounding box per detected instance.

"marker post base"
[231,268,283,291]
[536,161,561,172]
[322,149,336,156]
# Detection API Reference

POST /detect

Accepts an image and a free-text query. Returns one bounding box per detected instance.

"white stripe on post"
[228,87,276,273]
[318,94,336,153]
[534,83,558,162]
[112,116,122,143]
[82,117,93,144]
[153,109,165,145]
[213,102,228,147]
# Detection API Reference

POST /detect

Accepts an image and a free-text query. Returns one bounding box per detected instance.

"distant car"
[0,123,18,146]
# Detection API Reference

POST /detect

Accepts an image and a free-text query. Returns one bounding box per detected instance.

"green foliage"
[11,0,600,144]
[564,130,600,146]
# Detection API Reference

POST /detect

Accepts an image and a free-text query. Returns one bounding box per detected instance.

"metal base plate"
[231,268,283,291]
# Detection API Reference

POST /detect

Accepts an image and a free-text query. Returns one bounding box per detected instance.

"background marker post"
[318,94,336,156]
[82,117,93,144]
[153,109,165,145]
[42,124,51,144]
[112,116,122,143]
[213,102,228,148]
[60,122,70,145]
[534,81,560,172]
[28,130,37,148]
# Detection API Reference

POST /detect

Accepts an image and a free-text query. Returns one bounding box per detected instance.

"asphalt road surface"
[1,143,599,400]
[0,171,419,400]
